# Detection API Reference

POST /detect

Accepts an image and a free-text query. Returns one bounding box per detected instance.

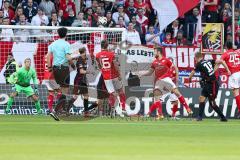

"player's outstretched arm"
[173,64,179,86]
[188,70,196,82]
[214,59,231,75]
[137,68,154,78]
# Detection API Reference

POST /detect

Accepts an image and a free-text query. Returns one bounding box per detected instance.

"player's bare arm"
[46,52,53,71]
[137,68,154,78]
[173,64,179,86]
[189,70,196,82]
[214,59,231,75]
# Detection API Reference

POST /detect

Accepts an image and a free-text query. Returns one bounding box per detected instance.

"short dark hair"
[226,41,233,49]
[57,27,68,38]
[195,51,203,58]
[154,46,162,53]
[101,40,108,49]
[79,47,86,54]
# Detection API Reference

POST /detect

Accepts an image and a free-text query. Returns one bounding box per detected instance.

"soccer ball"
[98,16,107,26]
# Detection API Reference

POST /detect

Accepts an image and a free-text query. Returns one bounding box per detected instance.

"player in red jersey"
[215,41,240,118]
[96,40,127,116]
[136,46,192,119]
[160,57,180,120]
[42,54,62,120]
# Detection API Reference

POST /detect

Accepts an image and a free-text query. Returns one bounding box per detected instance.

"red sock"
[157,101,163,116]
[171,104,178,117]
[148,101,162,115]
[48,93,54,112]
[108,93,116,108]
[178,96,191,112]
[235,95,240,112]
[119,92,126,110]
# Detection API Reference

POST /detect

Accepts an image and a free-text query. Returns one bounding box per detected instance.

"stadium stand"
[0,0,238,47]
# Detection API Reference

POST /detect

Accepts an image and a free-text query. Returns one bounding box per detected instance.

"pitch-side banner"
[201,23,224,54]
[0,84,238,119]
[0,43,229,88]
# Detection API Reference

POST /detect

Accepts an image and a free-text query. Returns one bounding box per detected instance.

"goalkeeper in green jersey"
[5,58,42,114]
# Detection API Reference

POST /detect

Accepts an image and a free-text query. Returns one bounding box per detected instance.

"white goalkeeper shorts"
[155,77,177,95]
[228,71,240,89]
[42,80,60,91]
[104,78,123,93]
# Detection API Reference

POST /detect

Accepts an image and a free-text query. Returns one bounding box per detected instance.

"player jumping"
[189,52,228,122]
[42,53,61,120]
[96,40,127,116]
[214,41,240,119]
[136,46,192,119]
[5,58,42,114]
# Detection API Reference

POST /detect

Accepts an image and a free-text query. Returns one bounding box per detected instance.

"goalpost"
[0,25,126,115]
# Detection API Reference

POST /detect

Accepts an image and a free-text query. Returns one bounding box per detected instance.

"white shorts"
[228,72,240,89]
[160,93,178,102]
[42,80,60,91]
[104,78,123,93]
[155,77,177,95]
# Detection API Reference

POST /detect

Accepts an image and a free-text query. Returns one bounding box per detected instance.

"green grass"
[0,116,240,160]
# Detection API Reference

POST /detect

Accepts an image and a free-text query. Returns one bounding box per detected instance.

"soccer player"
[5,58,42,114]
[189,52,227,121]
[71,47,98,115]
[136,46,192,119]
[42,53,62,114]
[160,57,180,120]
[46,27,74,118]
[95,40,126,116]
[214,41,240,118]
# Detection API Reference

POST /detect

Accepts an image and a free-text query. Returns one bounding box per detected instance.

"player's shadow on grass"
[58,115,98,121]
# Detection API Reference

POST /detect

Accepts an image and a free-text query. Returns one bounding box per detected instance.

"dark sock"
[212,105,226,119]
[55,94,66,113]
[199,102,205,119]
[85,103,98,111]
[66,98,76,112]
[84,99,88,111]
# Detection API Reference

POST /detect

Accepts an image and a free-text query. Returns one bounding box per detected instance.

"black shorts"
[201,81,219,99]
[74,77,88,95]
[53,65,70,87]
[97,75,109,99]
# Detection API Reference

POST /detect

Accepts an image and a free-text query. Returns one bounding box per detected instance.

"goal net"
[0,25,125,115]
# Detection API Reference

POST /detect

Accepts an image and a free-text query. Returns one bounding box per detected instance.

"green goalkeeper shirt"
[9,67,38,86]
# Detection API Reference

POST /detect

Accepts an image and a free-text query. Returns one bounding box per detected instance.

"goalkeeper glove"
[11,85,16,92]
[34,85,39,95]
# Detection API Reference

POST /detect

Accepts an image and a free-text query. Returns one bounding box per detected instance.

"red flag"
[151,0,200,32]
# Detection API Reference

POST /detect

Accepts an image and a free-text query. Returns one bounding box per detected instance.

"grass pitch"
[0,115,240,160]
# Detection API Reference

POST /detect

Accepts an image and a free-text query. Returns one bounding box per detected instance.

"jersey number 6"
[100,58,111,69]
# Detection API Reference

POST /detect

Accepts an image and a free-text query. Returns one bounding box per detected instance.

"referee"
[189,52,227,122]
[46,27,74,118]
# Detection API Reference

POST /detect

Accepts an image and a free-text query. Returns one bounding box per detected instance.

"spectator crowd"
[0,0,239,47]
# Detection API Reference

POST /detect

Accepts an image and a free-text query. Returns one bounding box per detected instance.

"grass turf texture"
[0,116,239,160]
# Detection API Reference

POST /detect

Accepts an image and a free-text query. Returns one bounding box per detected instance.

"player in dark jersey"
[189,52,227,121]
[67,47,98,115]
